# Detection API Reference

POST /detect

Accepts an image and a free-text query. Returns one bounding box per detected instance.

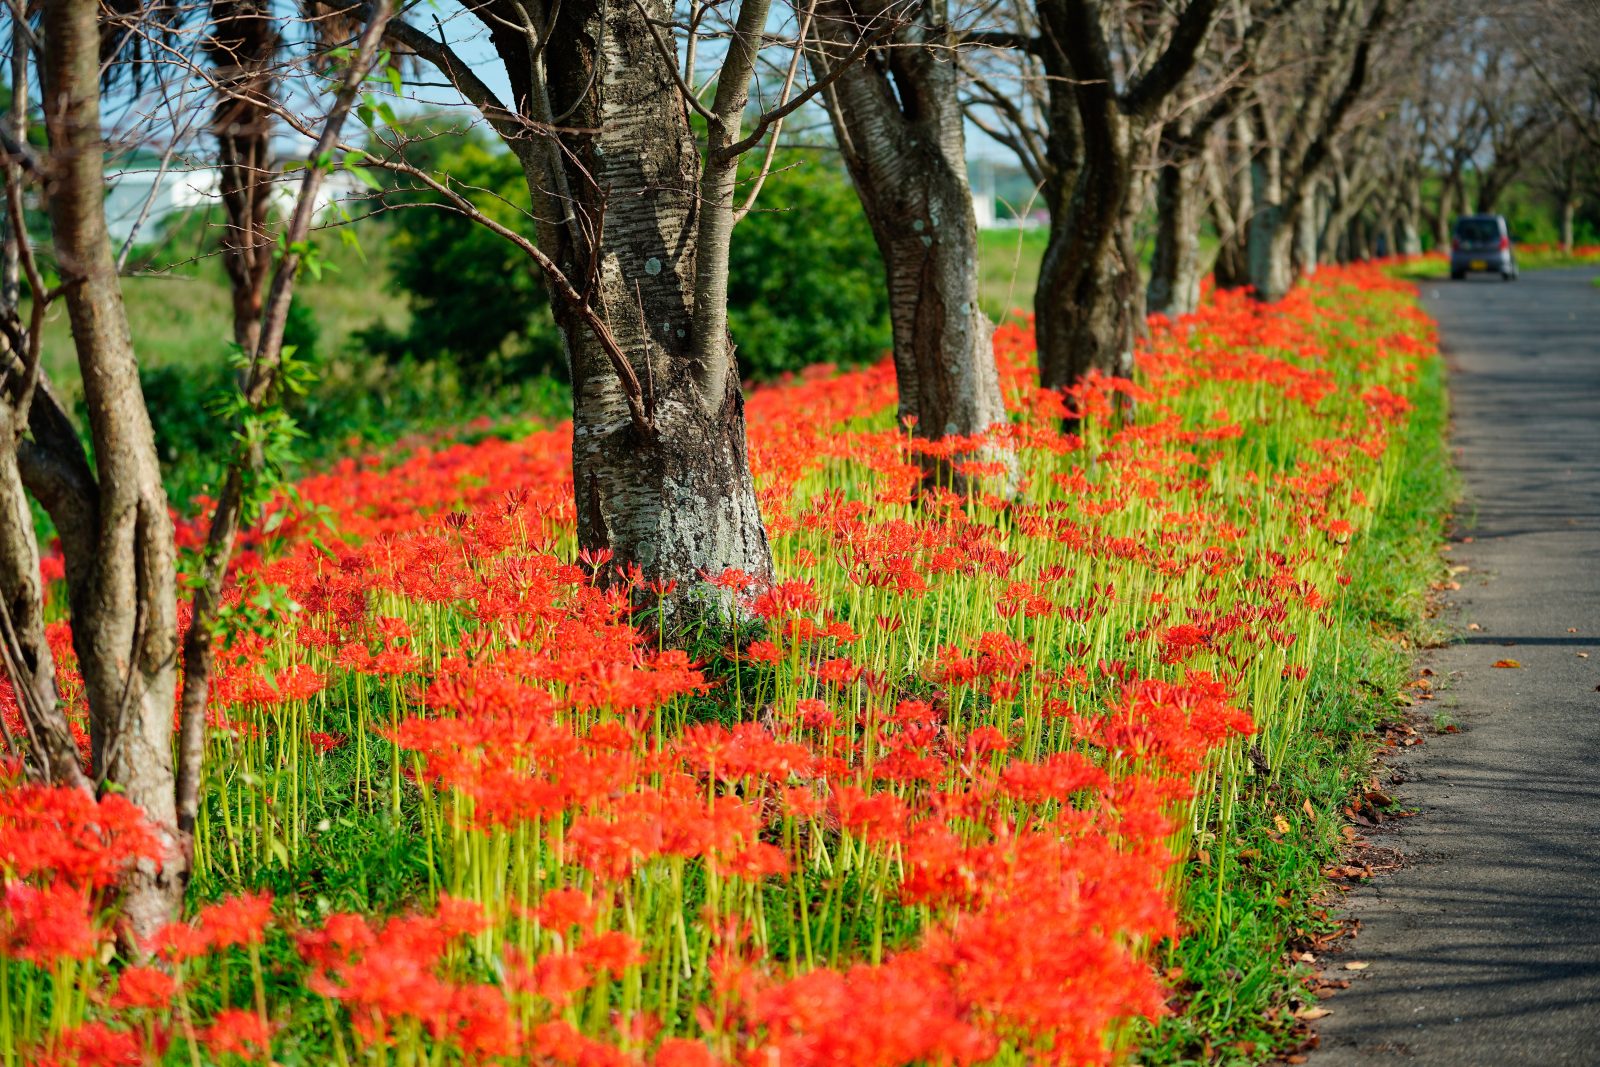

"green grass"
[977,228,1049,321]
[1139,294,1457,1065]
[31,223,410,405]
[1390,247,1600,281]
[976,226,1223,324]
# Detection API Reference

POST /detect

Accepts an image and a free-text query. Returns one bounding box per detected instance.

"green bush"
[364,135,565,384]
[372,139,890,385]
[727,151,891,379]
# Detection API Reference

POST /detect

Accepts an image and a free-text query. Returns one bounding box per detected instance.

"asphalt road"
[1310,266,1600,1066]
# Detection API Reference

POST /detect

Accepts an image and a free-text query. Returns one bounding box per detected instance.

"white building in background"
[972,157,998,230]
[969,157,1045,231]
[103,166,368,245]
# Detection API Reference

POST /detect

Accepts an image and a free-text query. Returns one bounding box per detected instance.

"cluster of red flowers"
[0,263,1435,1065]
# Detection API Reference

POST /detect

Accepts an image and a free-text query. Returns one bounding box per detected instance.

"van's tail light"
[1452,238,1461,252]
[1499,235,1510,250]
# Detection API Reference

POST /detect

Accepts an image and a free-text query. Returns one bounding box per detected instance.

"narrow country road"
[1311,266,1600,1066]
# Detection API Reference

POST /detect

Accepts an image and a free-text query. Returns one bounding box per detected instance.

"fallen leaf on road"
[1343,961,1370,971]
[1578,652,1589,659]
[1468,622,1482,631]
[1295,951,1316,964]
[1294,1006,1332,1021]
[1569,628,1579,634]
[1492,659,1521,668]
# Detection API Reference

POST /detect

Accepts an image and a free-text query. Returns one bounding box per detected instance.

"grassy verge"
[32,225,410,390]
[978,227,1049,321]
[1390,246,1600,281]
[975,227,1223,323]
[1142,298,1457,1064]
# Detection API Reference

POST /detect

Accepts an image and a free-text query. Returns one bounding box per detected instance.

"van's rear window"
[1456,219,1499,242]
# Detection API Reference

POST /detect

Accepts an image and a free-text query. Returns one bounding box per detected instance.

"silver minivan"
[1450,214,1518,280]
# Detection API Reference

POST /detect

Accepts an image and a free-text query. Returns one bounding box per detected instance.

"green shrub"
[373,139,890,385]
[727,151,891,378]
[362,136,565,385]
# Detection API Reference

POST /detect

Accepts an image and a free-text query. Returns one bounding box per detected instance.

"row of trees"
[0,0,1595,933]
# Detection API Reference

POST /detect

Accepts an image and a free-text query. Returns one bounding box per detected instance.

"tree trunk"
[812,0,1008,477]
[1432,184,1453,252]
[1036,192,1140,390]
[207,0,279,352]
[1034,0,1140,393]
[1247,152,1295,301]
[178,0,395,837]
[1211,115,1254,290]
[40,0,185,939]
[1560,196,1577,253]
[1294,184,1319,277]
[509,0,772,607]
[1148,149,1203,318]
[1397,212,1422,257]
[1397,179,1423,256]
[0,427,90,791]
[1374,216,1395,259]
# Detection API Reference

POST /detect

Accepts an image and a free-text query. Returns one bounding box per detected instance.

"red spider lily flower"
[795,698,835,731]
[0,782,160,890]
[273,663,327,702]
[109,964,179,1011]
[999,751,1108,804]
[743,639,784,664]
[197,1009,274,1058]
[575,930,645,977]
[811,656,862,687]
[1158,623,1212,665]
[307,730,346,754]
[0,881,100,964]
[780,786,824,820]
[830,786,909,845]
[197,890,273,950]
[30,1021,149,1067]
[704,567,756,593]
[527,887,596,931]
[653,1037,723,1067]
[528,1020,633,1067]
[146,918,210,964]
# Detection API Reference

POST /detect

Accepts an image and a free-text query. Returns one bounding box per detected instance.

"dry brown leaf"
[1294,1006,1333,1021]
[1492,659,1521,668]
[1303,798,1316,819]
[1275,814,1293,834]
[1343,961,1370,971]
